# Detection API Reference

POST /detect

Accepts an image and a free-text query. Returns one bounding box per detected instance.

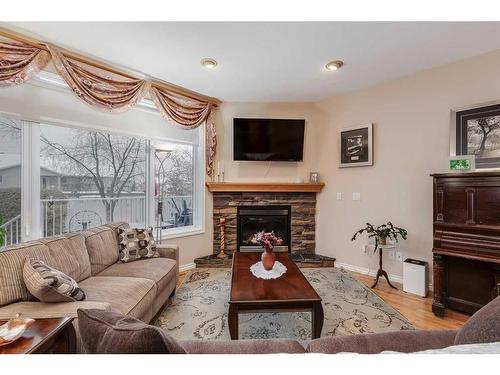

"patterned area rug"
[154,267,414,341]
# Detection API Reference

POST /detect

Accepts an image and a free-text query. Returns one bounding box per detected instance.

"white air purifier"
[403,258,428,297]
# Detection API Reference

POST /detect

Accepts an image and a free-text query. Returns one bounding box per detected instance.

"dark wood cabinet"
[432,172,500,316]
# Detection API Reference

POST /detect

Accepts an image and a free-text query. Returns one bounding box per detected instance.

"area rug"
[154,267,414,341]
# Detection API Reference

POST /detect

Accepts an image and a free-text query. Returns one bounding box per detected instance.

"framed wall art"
[338,123,373,168]
[309,172,319,182]
[455,103,500,169]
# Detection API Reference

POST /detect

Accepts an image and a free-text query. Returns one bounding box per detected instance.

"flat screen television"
[233,118,305,161]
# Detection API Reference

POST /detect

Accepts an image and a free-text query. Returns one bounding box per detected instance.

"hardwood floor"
[351,272,469,330]
[177,268,470,331]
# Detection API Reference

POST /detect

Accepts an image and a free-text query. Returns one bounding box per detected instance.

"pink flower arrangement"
[250,230,284,249]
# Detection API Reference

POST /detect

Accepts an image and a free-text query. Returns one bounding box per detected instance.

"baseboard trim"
[335,262,404,285]
[180,262,196,272]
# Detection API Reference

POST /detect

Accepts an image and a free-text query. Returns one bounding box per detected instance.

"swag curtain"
[150,86,217,175]
[0,41,50,87]
[0,38,218,176]
[48,44,150,113]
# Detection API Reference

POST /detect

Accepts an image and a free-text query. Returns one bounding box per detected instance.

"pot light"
[200,58,218,69]
[325,60,344,71]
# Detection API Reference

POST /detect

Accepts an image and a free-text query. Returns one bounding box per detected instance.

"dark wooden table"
[0,317,76,354]
[228,252,324,340]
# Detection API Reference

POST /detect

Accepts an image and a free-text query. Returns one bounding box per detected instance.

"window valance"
[0,41,50,87]
[0,36,218,176]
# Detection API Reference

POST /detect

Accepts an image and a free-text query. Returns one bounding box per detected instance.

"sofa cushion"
[0,301,112,320]
[82,226,121,275]
[78,276,156,319]
[38,233,91,282]
[23,259,86,302]
[77,308,186,354]
[307,329,458,354]
[97,258,177,292]
[182,339,306,354]
[117,227,158,263]
[454,295,500,345]
[0,240,53,307]
[104,221,130,233]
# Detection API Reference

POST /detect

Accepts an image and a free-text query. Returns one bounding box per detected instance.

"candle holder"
[217,217,227,258]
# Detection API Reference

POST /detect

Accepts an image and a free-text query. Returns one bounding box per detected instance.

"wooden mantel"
[206,181,325,193]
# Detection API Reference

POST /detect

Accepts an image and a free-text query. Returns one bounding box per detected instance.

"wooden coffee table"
[228,252,324,340]
[0,317,76,354]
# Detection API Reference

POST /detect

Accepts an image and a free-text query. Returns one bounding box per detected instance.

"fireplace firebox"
[237,205,291,252]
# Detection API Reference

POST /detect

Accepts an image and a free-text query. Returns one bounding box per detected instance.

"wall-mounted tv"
[233,118,305,161]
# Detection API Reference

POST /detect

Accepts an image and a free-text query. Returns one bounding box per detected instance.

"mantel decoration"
[351,222,408,289]
[0,30,219,176]
[250,230,284,271]
[0,314,35,346]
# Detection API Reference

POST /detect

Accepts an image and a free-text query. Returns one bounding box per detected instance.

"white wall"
[213,102,328,182]
[314,49,500,278]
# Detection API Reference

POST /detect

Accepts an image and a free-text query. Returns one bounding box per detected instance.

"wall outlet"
[396,251,403,262]
[387,250,395,259]
[352,192,361,201]
[362,245,368,255]
[336,192,342,201]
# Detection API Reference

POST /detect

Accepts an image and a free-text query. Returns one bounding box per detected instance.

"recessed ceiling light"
[325,60,344,71]
[200,58,218,69]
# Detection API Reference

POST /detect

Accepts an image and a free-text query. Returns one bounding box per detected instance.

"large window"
[0,73,204,248]
[0,117,22,247]
[40,124,147,236]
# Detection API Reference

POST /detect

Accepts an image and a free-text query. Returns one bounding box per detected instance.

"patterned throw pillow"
[23,259,86,302]
[117,227,158,263]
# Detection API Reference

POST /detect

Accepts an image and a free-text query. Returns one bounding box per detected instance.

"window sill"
[158,226,205,241]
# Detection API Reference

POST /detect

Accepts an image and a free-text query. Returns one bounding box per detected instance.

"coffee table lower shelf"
[228,300,324,340]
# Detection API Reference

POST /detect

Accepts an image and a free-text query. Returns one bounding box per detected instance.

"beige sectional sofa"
[0,222,179,352]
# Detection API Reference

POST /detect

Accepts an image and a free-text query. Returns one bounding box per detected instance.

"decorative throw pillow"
[117,227,158,263]
[23,259,86,302]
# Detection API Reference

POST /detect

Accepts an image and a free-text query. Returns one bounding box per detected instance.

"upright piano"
[432,172,500,316]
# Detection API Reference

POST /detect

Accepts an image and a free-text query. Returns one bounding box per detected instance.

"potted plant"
[250,230,284,271]
[0,215,6,248]
[351,222,407,251]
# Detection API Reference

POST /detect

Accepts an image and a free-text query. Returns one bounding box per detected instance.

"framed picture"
[339,123,373,168]
[456,104,500,169]
[309,172,319,182]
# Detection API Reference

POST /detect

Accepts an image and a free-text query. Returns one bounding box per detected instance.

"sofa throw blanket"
[23,259,86,302]
[117,227,158,263]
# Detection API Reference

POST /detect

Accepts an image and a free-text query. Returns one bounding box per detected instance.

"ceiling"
[5,22,500,102]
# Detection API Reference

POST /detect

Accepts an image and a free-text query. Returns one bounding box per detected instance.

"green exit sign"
[450,158,471,170]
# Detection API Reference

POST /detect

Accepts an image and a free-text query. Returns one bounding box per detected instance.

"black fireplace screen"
[237,205,291,252]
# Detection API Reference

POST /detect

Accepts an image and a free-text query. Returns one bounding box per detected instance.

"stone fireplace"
[213,192,316,255]
[194,182,335,268]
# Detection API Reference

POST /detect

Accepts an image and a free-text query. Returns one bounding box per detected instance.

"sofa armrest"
[181,339,305,354]
[0,301,113,320]
[307,329,459,354]
[157,244,179,264]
